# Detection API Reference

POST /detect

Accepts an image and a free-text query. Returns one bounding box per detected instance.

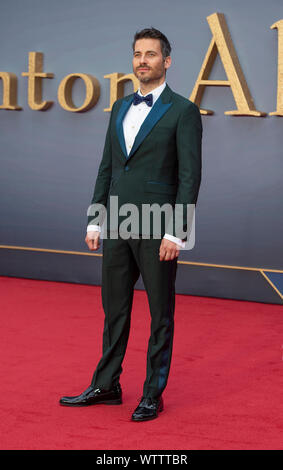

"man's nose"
[139,56,148,64]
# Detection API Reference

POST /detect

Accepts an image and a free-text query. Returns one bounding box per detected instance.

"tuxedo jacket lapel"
[115,84,173,160]
[128,98,172,159]
[115,95,133,159]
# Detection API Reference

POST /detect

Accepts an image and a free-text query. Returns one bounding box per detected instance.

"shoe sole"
[59,398,122,407]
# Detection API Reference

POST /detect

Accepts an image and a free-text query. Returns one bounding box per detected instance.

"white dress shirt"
[88,81,185,248]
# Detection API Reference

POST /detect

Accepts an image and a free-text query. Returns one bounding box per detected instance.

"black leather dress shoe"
[131,396,164,421]
[59,383,122,406]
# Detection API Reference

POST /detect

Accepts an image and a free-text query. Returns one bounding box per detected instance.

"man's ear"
[164,55,172,71]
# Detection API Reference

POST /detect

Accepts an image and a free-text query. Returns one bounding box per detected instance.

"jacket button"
[125,165,130,171]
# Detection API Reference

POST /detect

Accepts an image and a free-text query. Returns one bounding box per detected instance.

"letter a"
[190,12,266,116]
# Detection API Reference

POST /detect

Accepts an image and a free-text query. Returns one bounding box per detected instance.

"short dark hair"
[132,27,171,58]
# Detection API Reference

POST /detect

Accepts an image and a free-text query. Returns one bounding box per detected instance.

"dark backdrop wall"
[1,0,282,304]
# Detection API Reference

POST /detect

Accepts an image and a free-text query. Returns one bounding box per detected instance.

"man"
[60,28,202,421]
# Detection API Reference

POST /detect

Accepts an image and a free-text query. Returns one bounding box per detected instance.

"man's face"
[132,38,171,84]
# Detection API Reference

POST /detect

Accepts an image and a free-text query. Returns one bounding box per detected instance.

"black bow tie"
[133,92,153,107]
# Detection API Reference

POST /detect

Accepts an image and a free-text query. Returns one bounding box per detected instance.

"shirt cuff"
[87,227,185,247]
[163,233,186,248]
[87,224,101,233]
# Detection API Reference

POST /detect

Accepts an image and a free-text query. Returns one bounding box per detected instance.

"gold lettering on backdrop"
[269,20,283,116]
[57,73,100,112]
[104,73,139,111]
[21,52,54,110]
[0,72,22,110]
[190,12,266,116]
[1,13,282,117]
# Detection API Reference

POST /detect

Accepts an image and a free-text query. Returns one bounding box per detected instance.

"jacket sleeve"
[87,106,115,227]
[166,102,202,240]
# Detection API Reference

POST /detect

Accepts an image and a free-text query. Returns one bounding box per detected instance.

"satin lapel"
[116,96,134,158]
[127,96,172,160]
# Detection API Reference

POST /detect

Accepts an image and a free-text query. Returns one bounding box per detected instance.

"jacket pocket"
[144,181,177,195]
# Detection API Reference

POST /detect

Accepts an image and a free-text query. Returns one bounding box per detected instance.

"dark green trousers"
[90,235,178,399]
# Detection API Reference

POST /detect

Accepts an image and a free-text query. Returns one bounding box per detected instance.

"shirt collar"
[137,81,166,106]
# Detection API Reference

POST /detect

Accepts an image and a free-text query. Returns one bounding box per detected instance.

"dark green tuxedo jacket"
[88,83,202,239]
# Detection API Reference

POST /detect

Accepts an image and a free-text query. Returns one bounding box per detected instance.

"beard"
[134,67,165,83]
[138,75,151,83]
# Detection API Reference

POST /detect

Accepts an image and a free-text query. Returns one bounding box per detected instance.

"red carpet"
[0,275,283,450]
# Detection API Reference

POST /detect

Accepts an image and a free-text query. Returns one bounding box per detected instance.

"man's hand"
[85,231,101,251]
[159,238,180,261]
